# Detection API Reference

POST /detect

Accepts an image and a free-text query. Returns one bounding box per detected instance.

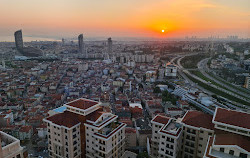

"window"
[239,153,247,158]
[229,150,234,155]
[65,129,67,133]
[220,148,224,152]
[199,144,202,147]
[200,130,204,133]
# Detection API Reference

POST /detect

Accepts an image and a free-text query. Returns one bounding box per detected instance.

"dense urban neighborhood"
[0,30,250,158]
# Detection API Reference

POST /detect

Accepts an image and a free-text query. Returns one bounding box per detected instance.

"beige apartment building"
[0,131,24,158]
[44,98,126,158]
[151,110,214,158]
[151,108,250,158]
[181,111,214,158]
[156,117,183,158]
[204,107,250,158]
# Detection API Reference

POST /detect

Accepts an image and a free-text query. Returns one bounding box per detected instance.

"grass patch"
[180,54,209,69]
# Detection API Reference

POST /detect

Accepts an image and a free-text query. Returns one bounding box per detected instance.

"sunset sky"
[0,0,249,40]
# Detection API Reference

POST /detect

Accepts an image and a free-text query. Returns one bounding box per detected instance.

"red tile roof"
[182,111,214,130]
[20,126,32,133]
[215,133,250,152]
[66,98,99,110]
[45,111,81,128]
[87,110,105,122]
[152,115,170,125]
[214,108,250,129]
[125,127,136,133]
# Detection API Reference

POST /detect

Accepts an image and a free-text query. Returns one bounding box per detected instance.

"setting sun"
[162,29,165,33]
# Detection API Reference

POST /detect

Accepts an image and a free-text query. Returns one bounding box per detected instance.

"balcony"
[94,122,126,139]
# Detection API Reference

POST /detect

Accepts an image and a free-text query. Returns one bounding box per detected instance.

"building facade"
[165,62,177,77]
[43,98,126,158]
[0,131,24,158]
[108,38,112,54]
[78,34,84,55]
[14,30,24,52]
[204,108,250,158]
[151,108,250,158]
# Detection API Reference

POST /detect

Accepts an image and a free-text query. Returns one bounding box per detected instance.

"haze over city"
[0,0,250,41]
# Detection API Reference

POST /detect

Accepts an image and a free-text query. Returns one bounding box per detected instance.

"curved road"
[198,58,250,102]
[177,54,249,107]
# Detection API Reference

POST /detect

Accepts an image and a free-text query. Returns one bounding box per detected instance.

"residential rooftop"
[182,110,214,130]
[213,107,250,129]
[65,98,99,110]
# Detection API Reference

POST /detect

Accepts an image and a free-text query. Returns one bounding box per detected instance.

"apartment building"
[151,115,177,157]
[0,131,24,158]
[44,98,126,158]
[181,111,214,158]
[204,107,250,158]
[157,118,183,157]
[151,108,250,158]
[151,110,214,158]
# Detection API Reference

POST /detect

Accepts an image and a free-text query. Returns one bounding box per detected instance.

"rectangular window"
[229,150,234,155]
[239,153,247,158]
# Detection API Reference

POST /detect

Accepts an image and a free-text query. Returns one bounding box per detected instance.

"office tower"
[43,98,126,158]
[13,30,42,57]
[14,30,24,52]
[78,34,84,54]
[108,37,112,54]
[0,131,24,158]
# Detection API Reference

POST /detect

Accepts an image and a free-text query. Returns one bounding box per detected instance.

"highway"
[176,54,250,108]
[198,58,250,98]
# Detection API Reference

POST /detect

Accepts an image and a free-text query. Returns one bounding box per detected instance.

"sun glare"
[162,29,165,33]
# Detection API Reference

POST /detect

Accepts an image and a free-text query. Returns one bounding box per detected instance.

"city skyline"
[0,0,249,41]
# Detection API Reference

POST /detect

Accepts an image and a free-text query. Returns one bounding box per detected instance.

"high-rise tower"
[78,34,84,55]
[14,30,24,52]
[107,37,112,54]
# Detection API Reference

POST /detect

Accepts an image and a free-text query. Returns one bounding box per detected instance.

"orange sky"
[0,0,249,40]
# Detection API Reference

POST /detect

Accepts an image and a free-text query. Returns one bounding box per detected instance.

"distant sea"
[0,35,61,42]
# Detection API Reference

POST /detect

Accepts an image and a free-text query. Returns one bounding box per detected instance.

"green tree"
[153,87,161,93]
[137,152,149,158]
